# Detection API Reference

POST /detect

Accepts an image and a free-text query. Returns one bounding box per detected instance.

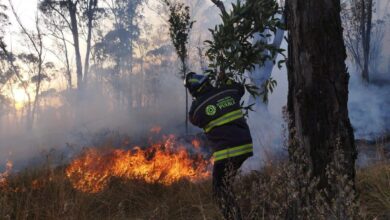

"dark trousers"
[212,156,247,220]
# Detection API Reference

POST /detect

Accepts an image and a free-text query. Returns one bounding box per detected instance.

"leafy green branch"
[205,0,285,103]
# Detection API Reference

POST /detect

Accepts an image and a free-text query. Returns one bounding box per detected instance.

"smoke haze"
[1,0,390,172]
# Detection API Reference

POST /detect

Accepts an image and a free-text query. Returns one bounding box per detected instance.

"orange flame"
[66,135,211,193]
[192,139,201,150]
[0,161,13,189]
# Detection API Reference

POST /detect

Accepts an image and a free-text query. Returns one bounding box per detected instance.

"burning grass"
[1,129,390,219]
[1,159,390,219]
[0,164,220,220]
[66,135,211,193]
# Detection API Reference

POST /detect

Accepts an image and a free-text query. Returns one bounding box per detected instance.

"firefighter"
[184,72,253,220]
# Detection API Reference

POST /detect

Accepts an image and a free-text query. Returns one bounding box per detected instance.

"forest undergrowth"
[0,140,389,220]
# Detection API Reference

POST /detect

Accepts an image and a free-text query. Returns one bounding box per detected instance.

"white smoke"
[348,70,390,140]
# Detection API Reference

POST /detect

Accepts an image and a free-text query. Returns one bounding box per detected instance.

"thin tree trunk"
[9,1,44,129]
[61,30,72,89]
[31,54,43,128]
[84,0,97,85]
[362,0,372,82]
[68,1,83,90]
[286,0,357,198]
[83,16,92,85]
[183,61,188,135]
[185,87,189,134]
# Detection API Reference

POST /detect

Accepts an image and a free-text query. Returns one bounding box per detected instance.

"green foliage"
[164,0,195,78]
[94,0,142,72]
[260,77,277,104]
[205,0,284,98]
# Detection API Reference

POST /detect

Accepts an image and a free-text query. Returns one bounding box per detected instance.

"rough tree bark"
[286,0,357,194]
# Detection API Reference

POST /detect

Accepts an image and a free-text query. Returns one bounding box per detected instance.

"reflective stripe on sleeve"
[213,143,253,162]
[203,109,243,133]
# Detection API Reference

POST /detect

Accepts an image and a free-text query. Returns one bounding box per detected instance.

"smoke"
[348,70,390,140]
[243,53,288,170]
[0,72,188,170]
[242,47,390,170]
[2,0,389,173]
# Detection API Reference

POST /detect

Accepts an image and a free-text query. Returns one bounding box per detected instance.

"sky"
[5,0,38,48]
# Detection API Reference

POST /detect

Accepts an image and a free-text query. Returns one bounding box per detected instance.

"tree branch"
[210,0,227,16]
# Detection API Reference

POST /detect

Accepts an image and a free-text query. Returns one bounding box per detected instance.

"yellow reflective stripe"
[204,110,243,132]
[188,79,199,83]
[214,149,253,161]
[213,144,253,161]
[204,111,242,132]
[214,143,253,157]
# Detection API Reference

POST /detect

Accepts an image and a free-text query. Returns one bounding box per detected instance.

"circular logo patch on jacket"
[205,105,217,116]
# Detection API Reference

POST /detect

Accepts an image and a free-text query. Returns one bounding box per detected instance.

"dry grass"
[0,164,220,220]
[358,163,390,219]
[1,160,389,219]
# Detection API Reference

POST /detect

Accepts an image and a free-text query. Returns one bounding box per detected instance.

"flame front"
[66,135,211,193]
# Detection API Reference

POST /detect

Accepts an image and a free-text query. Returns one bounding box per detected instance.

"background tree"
[0,0,10,89]
[39,0,102,89]
[341,0,388,83]
[163,0,194,134]
[81,0,99,84]
[0,1,13,116]
[40,0,83,89]
[9,1,43,128]
[361,0,373,82]
[286,0,357,214]
[95,0,142,75]
[94,0,143,110]
[43,13,73,89]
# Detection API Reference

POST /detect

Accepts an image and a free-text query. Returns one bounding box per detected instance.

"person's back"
[189,80,253,162]
[185,73,253,220]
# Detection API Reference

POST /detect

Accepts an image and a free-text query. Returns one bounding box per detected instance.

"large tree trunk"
[286,0,357,196]
[68,1,83,90]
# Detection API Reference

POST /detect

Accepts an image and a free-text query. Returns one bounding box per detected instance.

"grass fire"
[1,0,390,219]
[66,134,211,193]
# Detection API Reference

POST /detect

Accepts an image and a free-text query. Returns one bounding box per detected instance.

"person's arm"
[189,101,200,127]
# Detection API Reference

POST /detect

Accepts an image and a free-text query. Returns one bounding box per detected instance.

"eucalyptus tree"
[95,0,142,75]
[0,1,10,91]
[286,0,357,216]
[39,0,102,89]
[93,0,143,110]
[341,0,384,83]
[8,0,47,128]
